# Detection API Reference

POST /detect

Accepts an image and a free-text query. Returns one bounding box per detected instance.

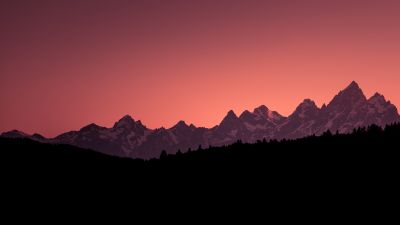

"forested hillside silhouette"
[159,123,400,161]
[2,123,400,176]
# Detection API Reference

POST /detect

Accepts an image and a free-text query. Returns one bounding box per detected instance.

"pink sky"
[1,0,400,137]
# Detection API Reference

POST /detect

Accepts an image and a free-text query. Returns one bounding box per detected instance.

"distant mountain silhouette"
[2,123,399,170]
[2,81,399,159]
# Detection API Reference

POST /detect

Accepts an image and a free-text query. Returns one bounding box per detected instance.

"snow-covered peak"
[253,105,284,122]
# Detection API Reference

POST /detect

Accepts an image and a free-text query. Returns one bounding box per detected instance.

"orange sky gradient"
[1,0,400,137]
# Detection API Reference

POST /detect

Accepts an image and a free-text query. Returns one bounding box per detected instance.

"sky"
[1,0,400,137]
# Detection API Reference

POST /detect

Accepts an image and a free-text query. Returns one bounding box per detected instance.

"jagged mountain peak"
[302,98,317,105]
[217,110,244,134]
[135,120,148,129]
[239,110,253,119]
[369,92,386,102]
[251,105,285,123]
[346,80,360,90]
[113,115,136,128]
[341,81,364,96]
[172,120,189,129]
[367,92,399,115]
[223,110,238,120]
[344,81,365,98]
[298,99,318,109]
[291,99,319,119]
[227,109,237,116]
[253,105,269,115]
[118,114,135,123]
[327,81,367,109]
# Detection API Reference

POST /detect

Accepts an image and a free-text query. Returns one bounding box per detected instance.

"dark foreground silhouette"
[2,123,399,176]
[2,123,399,212]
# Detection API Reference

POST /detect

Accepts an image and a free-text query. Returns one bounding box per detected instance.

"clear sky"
[1,0,400,137]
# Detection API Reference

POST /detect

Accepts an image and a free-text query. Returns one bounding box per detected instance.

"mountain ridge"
[2,81,400,159]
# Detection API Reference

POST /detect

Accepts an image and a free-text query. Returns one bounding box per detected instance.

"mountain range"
[2,81,399,159]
